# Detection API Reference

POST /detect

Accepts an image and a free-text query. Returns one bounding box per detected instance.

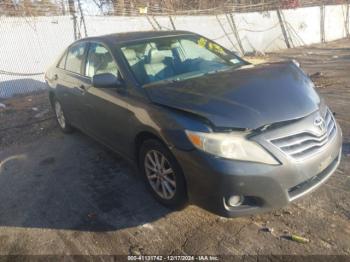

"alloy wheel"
[55,101,66,129]
[144,150,177,200]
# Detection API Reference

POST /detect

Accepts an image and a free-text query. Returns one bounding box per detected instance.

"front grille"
[271,109,336,160]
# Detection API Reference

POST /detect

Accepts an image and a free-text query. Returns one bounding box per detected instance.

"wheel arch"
[134,131,168,166]
[135,130,189,205]
[49,90,56,107]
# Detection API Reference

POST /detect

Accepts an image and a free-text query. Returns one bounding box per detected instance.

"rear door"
[55,41,88,129]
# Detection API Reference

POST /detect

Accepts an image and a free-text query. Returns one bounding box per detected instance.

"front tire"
[139,139,187,208]
[53,99,73,133]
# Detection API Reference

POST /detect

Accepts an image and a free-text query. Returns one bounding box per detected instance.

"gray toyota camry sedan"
[45,30,342,217]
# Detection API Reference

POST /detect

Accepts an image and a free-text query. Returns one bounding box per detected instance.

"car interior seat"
[123,48,149,84]
[95,52,117,76]
[144,49,175,82]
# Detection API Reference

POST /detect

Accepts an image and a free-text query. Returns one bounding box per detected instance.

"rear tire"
[53,99,74,134]
[139,139,187,208]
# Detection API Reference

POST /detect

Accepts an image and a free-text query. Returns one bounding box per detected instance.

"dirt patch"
[0,91,57,147]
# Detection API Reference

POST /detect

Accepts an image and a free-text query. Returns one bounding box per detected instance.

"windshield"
[120,35,245,86]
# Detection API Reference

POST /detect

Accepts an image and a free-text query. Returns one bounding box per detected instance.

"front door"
[80,42,132,155]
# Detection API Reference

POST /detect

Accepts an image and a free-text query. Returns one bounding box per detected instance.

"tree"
[0,0,17,16]
[0,0,63,16]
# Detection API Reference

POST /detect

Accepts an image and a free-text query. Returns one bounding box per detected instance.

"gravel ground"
[0,39,349,258]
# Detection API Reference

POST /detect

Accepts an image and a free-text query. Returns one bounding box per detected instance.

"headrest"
[103,52,113,63]
[149,49,166,64]
[123,49,137,61]
[95,46,108,54]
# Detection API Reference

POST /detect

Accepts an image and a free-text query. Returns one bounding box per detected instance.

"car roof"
[76,30,196,45]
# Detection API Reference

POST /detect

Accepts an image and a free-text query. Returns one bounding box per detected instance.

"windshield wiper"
[205,66,231,75]
[210,64,244,74]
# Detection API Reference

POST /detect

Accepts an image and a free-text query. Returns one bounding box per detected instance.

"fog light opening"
[227,195,244,207]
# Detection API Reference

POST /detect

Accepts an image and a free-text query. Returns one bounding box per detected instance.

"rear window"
[57,51,67,69]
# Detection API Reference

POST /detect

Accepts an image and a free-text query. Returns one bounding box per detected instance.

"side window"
[65,42,87,74]
[85,43,119,78]
[57,51,67,69]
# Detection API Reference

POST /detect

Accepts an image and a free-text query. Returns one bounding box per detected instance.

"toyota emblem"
[314,116,326,133]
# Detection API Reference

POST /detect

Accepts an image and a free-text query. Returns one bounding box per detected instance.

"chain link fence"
[0,0,349,99]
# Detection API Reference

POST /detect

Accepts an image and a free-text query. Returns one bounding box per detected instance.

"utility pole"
[227,13,245,55]
[68,0,78,40]
[60,0,66,15]
[346,3,349,38]
[320,4,325,43]
[77,0,87,37]
[169,15,176,30]
[277,9,291,48]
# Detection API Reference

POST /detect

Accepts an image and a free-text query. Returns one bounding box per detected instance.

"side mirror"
[92,73,123,88]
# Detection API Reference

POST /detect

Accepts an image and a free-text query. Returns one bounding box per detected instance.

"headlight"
[185,130,278,165]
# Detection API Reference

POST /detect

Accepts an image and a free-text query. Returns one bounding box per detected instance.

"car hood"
[145,61,321,130]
